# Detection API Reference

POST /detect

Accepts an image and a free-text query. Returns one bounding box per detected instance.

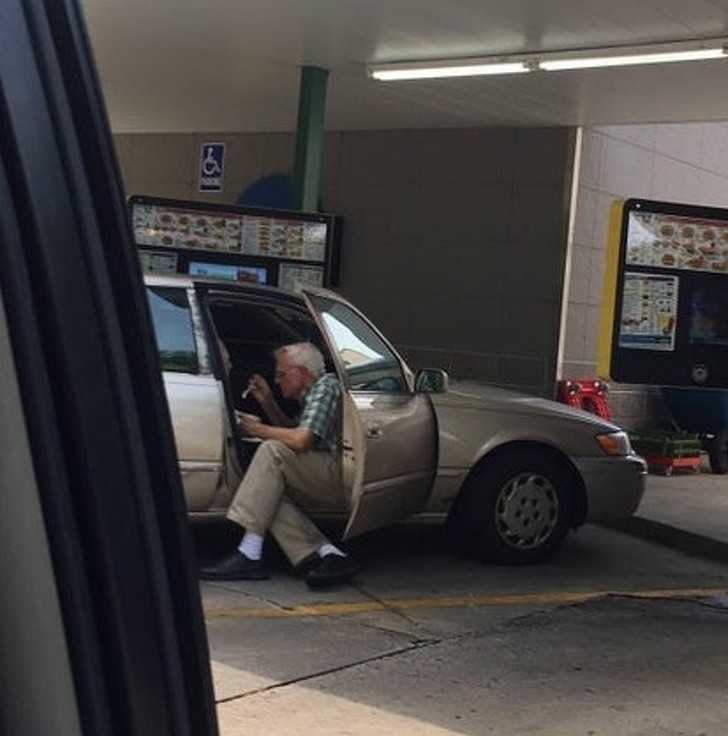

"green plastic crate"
[629,429,702,458]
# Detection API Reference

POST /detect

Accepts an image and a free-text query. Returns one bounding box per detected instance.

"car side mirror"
[415,368,450,393]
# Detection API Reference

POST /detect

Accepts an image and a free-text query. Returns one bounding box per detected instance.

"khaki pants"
[226,440,342,565]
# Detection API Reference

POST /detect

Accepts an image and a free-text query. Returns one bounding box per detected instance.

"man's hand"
[236,412,263,438]
[245,374,273,405]
[236,411,313,452]
[245,373,294,427]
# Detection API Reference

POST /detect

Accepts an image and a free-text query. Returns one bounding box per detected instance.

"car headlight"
[595,431,632,456]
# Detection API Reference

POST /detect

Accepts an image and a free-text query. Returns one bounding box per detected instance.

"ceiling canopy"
[81,0,728,133]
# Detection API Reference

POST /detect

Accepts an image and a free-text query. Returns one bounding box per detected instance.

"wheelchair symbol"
[201,146,222,176]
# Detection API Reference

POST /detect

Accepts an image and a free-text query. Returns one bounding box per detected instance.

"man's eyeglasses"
[275,366,300,380]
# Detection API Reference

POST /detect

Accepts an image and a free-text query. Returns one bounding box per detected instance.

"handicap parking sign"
[198,142,225,192]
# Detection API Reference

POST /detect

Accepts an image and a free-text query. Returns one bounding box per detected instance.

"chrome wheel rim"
[494,471,559,549]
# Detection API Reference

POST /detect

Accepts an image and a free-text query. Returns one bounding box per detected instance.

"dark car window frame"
[0,1,218,734]
[148,285,201,373]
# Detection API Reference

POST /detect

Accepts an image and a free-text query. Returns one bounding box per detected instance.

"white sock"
[238,531,264,560]
[318,542,346,558]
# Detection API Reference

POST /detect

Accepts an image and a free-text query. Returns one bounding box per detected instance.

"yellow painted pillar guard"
[597,199,626,380]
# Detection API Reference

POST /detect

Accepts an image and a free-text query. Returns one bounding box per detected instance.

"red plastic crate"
[641,453,702,476]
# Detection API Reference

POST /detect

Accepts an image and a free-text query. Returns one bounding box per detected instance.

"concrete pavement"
[202,455,728,735]
[609,453,728,559]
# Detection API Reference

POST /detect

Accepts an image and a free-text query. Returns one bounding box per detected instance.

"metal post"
[293,65,328,212]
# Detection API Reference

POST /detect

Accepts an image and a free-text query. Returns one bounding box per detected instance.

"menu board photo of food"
[133,200,329,263]
[133,202,237,252]
[626,210,728,273]
[130,196,338,289]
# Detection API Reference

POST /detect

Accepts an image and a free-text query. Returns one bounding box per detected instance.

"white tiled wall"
[561,122,728,427]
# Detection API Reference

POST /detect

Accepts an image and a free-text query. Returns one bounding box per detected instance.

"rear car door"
[147,284,225,510]
[302,289,438,538]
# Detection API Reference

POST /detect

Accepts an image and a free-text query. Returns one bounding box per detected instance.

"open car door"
[301,288,438,539]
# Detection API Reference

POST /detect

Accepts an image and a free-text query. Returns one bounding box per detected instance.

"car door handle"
[366,426,382,439]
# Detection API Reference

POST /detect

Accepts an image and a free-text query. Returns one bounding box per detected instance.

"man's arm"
[256,395,295,428]
[241,420,313,452]
[246,374,294,427]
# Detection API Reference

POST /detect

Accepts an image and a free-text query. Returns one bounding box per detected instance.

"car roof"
[143,271,308,308]
[143,272,196,288]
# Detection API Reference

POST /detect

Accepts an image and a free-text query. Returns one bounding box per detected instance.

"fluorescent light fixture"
[540,46,727,71]
[369,38,728,81]
[370,60,528,81]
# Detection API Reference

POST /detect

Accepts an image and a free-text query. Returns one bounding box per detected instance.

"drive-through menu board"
[599,198,728,388]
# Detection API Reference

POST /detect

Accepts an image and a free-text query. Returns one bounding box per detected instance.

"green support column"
[293,65,329,212]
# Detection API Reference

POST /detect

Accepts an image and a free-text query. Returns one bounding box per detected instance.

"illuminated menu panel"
[626,210,728,274]
[278,263,324,292]
[618,273,678,351]
[132,202,327,263]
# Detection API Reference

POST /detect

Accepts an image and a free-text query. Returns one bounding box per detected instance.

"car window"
[147,286,199,373]
[308,294,407,392]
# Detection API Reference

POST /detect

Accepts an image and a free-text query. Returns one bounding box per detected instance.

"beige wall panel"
[115,126,575,397]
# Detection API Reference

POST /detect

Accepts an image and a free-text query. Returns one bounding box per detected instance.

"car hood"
[431,379,621,433]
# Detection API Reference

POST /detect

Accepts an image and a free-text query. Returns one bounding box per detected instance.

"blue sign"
[198,142,225,192]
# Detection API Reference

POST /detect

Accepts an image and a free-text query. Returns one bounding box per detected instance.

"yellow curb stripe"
[204,587,728,621]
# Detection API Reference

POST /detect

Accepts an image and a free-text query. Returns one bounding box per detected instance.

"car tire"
[706,431,728,475]
[447,448,575,565]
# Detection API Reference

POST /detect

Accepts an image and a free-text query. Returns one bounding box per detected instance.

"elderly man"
[200,341,361,589]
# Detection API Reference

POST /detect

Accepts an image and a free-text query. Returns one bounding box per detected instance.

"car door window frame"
[147,285,201,374]
[303,290,414,395]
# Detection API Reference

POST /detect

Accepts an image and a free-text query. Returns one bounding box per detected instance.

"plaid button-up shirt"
[297,373,340,452]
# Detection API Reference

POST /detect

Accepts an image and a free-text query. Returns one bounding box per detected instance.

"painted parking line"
[203,587,728,621]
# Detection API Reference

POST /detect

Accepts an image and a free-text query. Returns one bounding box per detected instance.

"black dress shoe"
[292,551,320,577]
[200,552,269,581]
[305,554,362,590]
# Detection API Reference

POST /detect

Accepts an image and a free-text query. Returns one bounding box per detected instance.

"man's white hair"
[275,342,325,378]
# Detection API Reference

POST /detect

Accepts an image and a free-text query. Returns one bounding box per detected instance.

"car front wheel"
[448,449,576,565]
